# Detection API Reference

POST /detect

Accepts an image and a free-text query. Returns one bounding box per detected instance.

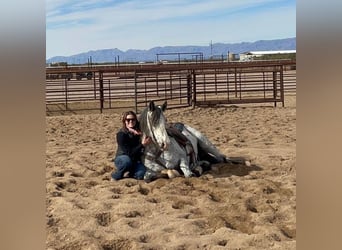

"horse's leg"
[179,157,193,177]
[144,169,169,183]
[163,169,181,179]
[169,139,193,178]
[184,125,226,163]
[180,128,198,156]
[142,153,169,182]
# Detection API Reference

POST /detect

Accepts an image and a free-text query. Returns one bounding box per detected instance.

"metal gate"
[192,64,285,107]
[134,69,192,112]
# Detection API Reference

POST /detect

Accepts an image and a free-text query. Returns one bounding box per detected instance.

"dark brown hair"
[121,111,139,130]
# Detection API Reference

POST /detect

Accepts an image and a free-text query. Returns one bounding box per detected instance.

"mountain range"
[46,37,296,64]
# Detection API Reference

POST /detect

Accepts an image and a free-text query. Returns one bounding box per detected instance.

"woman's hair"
[121,111,139,130]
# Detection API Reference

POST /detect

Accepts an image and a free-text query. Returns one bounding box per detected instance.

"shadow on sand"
[208,156,262,178]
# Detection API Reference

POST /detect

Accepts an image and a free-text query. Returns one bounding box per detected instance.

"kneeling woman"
[111,111,151,180]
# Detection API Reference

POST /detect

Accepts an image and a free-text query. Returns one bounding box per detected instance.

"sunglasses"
[125,118,136,122]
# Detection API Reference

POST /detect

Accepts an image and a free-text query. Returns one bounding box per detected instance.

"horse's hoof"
[144,171,168,183]
[167,169,181,179]
[199,161,211,172]
[144,177,153,183]
[184,172,195,178]
[199,160,210,168]
[192,165,203,177]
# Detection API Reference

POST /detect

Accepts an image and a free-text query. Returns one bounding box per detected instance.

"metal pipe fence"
[46,61,296,115]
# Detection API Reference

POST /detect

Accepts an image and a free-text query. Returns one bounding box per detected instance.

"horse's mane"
[139,107,149,134]
[139,104,164,135]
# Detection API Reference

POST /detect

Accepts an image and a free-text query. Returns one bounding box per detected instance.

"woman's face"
[125,115,136,129]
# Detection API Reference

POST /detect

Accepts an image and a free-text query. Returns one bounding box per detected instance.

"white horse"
[139,101,228,182]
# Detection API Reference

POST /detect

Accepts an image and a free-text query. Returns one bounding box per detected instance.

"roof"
[242,50,296,55]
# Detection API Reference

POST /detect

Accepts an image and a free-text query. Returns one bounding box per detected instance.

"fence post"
[134,71,138,113]
[234,67,238,98]
[273,70,277,107]
[64,78,68,110]
[93,72,96,99]
[280,65,285,107]
[192,70,196,108]
[99,71,104,113]
[187,73,192,106]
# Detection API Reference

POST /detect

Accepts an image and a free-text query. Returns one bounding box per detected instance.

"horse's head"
[139,101,170,150]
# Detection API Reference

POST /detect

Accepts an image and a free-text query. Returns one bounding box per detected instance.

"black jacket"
[115,128,144,162]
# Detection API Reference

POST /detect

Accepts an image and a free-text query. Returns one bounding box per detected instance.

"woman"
[111,111,151,180]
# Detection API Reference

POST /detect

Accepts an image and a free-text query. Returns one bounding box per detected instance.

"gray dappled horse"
[139,101,227,182]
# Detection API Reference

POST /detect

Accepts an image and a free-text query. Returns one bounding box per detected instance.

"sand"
[46,95,296,250]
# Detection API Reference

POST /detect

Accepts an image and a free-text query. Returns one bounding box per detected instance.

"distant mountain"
[46,37,296,64]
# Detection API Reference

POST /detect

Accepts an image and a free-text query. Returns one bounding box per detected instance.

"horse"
[138,101,228,182]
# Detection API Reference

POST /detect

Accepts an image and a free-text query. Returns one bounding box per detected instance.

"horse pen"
[46,60,297,249]
[45,60,296,115]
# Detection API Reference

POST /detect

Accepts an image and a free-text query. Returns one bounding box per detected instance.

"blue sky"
[46,0,296,59]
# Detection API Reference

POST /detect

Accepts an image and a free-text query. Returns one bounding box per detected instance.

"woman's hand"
[127,127,142,135]
[142,136,152,146]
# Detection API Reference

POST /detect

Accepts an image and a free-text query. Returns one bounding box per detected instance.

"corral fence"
[46,60,296,115]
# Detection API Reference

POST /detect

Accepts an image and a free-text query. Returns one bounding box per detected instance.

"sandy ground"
[46,95,296,250]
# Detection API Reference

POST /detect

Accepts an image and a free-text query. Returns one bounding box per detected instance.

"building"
[239,50,296,61]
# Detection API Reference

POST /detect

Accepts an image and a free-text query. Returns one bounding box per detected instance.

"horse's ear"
[149,101,155,111]
[161,101,167,111]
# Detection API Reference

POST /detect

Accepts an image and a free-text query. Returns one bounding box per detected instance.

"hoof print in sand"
[96,212,111,227]
[125,211,142,218]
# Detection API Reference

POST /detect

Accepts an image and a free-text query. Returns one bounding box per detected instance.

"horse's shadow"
[205,157,262,178]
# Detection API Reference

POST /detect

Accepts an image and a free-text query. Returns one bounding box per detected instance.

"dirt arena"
[46,95,296,249]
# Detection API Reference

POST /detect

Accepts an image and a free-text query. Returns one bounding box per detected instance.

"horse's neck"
[145,141,160,155]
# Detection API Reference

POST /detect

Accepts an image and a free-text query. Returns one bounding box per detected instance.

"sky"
[46,0,296,59]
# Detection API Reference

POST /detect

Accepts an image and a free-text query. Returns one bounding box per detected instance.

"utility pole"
[210,40,213,59]
[88,56,92,67]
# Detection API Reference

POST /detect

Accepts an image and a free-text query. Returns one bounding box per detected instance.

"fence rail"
[46,60,296,115]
